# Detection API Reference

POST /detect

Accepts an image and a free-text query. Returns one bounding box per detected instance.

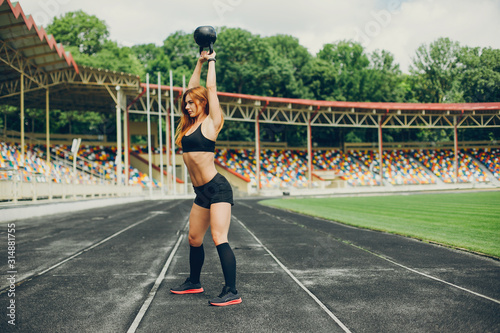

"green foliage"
[409,37,462,103]
[218,122,253,141]
[47,11,144,76]
[46,10,109,55]
[317,40,370,101]
[365,50,406,102]
[12,10,499,144]
[131,43,171,83]
[68,41,145,76]
[458,47,500,102]
[160,30,199,85]
[215,27,271,95]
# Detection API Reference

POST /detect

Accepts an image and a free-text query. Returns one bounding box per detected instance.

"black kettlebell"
[194,26,217,54]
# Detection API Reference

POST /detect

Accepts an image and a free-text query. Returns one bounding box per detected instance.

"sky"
[15,0,500,73]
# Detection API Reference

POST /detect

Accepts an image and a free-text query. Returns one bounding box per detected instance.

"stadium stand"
[349,149,436,185]
[313,149,379,186]
[215,148,310,188]
[2,142,499,192]
[0,142,157,187]
[468,148,500,181]
[410,149,489,183]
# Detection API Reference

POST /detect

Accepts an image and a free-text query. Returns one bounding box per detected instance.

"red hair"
[175,86,223,148]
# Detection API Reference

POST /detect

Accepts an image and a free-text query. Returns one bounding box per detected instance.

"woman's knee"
[188,233,204,247]
[211,231,228,246]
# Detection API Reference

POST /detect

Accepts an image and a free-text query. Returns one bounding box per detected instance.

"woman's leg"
[170,203,210,294]
[209,202,231,246]
[210,203,237,292]
[188,203,211,284]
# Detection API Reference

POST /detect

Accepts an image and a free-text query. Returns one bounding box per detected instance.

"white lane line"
[233,215,352,333]
[36,214,158,277]
[0,203,180,295]
[251,203,500,306]
[360,248,500,305]
[127,217,189,333]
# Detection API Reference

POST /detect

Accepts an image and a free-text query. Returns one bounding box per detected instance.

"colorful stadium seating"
[1,142,499,188]
[468,148,500,181]
[349,149,436,185]
[314,149,379,186]
[0,143,158,187]
[410,149,489,183]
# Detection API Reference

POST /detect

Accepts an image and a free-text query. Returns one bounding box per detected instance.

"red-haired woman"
[170,50,241,306]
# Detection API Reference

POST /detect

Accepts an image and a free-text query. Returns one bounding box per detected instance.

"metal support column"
[46,88,51,199]
[20,73,24,166]
[123,92,129,186]
[254,101,268,192]
[165,95,171,193]
[146,75,153,197]
[158,73,164,193]
[378,115,384,186]
[307,112,312,188]
[454,116,459,183]
[46,88,50,165]
[115,86,123,186]
[169,70,176,196]
[255,113,261,191]
[183,75,188,195]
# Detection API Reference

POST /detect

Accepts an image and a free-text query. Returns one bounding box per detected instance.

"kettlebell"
[194,26,217,54]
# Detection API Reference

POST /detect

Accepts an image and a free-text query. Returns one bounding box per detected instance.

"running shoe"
[208,286,242,306]
[170,278,204,294]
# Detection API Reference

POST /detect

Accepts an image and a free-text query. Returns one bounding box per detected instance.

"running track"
[0,198,499,332]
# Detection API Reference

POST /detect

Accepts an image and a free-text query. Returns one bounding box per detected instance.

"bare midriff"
[183,151,218,187]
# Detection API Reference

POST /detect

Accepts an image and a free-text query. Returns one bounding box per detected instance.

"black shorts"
[193,173,234,209]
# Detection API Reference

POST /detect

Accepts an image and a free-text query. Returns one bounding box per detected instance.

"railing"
[0,168,143,203]
[50,146,111,185]
[344,140,499,151]
[2,131,111,185]
[2,129,107,145]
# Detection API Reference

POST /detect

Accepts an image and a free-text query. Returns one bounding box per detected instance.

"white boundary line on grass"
[234,215,352,333]
[127,218,189,333]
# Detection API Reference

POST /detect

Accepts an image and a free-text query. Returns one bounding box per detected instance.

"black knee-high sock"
[189,244,204,284]
[216,242,237,292]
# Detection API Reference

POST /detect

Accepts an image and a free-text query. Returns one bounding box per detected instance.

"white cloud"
[15,0,500,73]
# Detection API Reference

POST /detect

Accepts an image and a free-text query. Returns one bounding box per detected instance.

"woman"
[170,50,241,306]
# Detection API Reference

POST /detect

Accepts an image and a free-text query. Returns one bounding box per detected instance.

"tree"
[46,11,144,76]
[363,50,406,102]
[69,41,145,75]
[131,43,171,83]
[263,35,313,98]
[214,27,287,96]
[218,122,253,141]
[409,37,462,103]
[46,10,109,55]
[316,40,370,101]
[302,57,338,100]
[458,47,500,103]
[162,31,199,86]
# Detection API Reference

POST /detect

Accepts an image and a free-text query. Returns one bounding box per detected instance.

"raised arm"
[187,53,207,89]
[204,51,222,131]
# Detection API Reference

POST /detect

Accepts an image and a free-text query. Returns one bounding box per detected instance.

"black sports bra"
[181,124,216,153]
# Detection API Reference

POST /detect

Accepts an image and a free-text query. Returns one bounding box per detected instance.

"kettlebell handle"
[194,26,217,55]
[199,43,214,55]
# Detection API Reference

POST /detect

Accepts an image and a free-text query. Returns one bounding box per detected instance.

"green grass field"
[260,191,500,258]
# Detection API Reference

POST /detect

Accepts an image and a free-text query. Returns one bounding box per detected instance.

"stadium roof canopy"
[0,0,140,112]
